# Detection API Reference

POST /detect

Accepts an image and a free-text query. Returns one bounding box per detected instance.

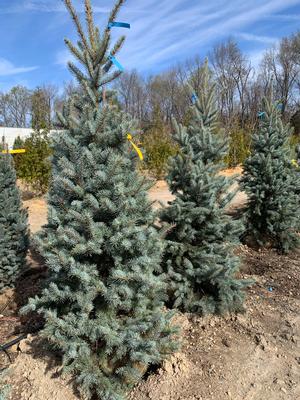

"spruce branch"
[107,0,125,25]
[85,0,96,50]
[64,0,90,51]
[67,62,89,84]
[110,36,126,57]
[64,39,85,64]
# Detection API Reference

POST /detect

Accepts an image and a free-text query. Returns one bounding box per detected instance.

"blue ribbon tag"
[108,55,124,72]
[257,111,265,119]
[191,93,198,104]
[108,21,131,29]
[103,60,112,73]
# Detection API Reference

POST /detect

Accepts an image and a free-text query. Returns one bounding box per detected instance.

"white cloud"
[0,58,38,76]
[55,50,76,67]
[116,0,300,71]
[237,32,277,44]
[0,0,109,14]
[269,13,300,20]
[3,0,299,78]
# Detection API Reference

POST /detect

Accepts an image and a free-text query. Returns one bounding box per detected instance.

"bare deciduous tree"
[114,70,147,122]
[261,35,300,116]
[0,86,31,127]
[210,39,253,129]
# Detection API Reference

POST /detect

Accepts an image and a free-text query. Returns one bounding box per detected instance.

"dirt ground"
[23,167,247,234]
[1,169,299,400]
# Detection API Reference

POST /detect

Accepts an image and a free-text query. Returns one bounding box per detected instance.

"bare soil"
[1,168,299,400]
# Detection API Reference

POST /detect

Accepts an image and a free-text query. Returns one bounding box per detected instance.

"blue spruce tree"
[0,153,29,293]
[242,97,300,253]
[22,1,177,399]
[160,61,248,315]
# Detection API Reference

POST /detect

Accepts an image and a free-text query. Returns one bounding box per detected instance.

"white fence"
[0,127,60,148]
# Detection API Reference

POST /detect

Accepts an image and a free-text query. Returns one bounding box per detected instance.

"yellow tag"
[291,159,299,168]
[127,134,143,161]
[1,149,26,154]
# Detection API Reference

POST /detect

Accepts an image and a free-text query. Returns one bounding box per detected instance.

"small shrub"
[225,127,251,167]
[142,129,178,179]
[13,136,25,150]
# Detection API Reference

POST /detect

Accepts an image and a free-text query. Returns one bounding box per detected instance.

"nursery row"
[1,1,300,399]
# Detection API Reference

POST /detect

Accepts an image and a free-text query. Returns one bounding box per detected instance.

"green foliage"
[296,143,300,166]
[225,125,251,167]
[17,130,51,194]
[160,60,249,315]
[290,109,300,135]
[290,134,300,158]
[0,137,5,151]
[31,87,51,131]
[12,136,25,173]
[241,98,300,253]
[0,154,29,293]
[142,130,177,179]
[13,136,25,149]
[22,1,177,399]
[142,109,178,178]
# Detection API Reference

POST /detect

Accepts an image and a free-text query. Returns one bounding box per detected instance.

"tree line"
[114,32,300,134]
[2,30,300,180]
[2,31,300,135]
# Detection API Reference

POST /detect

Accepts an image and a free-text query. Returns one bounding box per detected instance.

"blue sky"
[1,0,300,91]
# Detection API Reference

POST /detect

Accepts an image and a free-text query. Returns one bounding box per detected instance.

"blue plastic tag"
[257,111,265,119]
[108,22,131,29]
[103,60,112,73]
[191,93,198,104]
[108,55,124,72]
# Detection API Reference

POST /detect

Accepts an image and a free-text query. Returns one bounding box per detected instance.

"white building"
[0,127,60,148]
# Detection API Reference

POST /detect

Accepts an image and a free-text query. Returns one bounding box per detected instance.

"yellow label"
[127,134,143,161]
[291,159,299,168]
[1,149,26,154]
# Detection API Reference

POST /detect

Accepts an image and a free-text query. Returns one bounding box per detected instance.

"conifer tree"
[22,1,177,399]
[16,87,52,194]
[31,87,52,131]
[0,153,29,293]
[160,61,248,315]
[13,136,25,177]
[13,136,25,150]
[17,130,51,194]
[241,97,300,253]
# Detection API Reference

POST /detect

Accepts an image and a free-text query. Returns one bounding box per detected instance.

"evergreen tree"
[31,87,52,131]
[241,97,300,253]
[160,61,248,315]
[17,130,51,194]
[22,1,177,399]
[13,136,25,174]
[0,153,29,293]
[13,136,25,150]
